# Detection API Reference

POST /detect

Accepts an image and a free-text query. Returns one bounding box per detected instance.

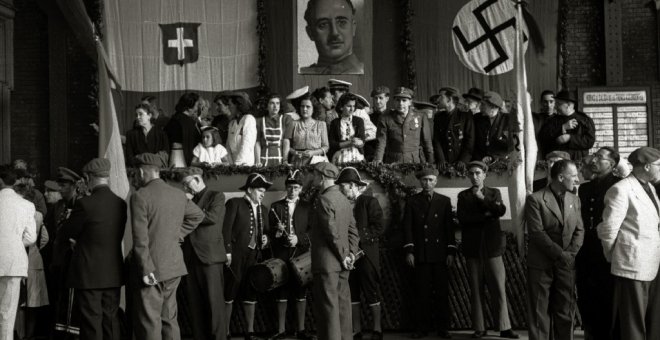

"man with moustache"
[433,86,475,171]
[576,147,621,340]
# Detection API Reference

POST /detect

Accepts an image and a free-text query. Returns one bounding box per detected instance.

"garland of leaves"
[256,0,269,99]
[400,0,416,91]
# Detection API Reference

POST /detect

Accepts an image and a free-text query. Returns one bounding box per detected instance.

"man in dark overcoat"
[403,168,456,339]
[472,91,510,162]
[433,86,475,171]
[59,158,126,340]
[130,153,204,340]
[179,167,227,340]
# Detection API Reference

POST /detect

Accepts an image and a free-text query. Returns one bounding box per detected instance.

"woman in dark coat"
[328,93,366,164]
[125,103,169,165]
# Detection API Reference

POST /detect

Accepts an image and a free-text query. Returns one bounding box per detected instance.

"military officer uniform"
[433,106,475,165]
[374,87,434,164]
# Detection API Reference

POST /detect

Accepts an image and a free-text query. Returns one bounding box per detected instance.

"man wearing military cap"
[538,89,595,161]
[223,173,272,340]
[403,168,456,338]
[309,162,359,340]
[457,161,518,339]
[130,153,204,340]
[433,86,475,171]
[336,167,385,340]
[598,147,660,339]
[532,150,571,192]
[267,170,315,340]
[179,167,228,340]
[59,158,126,340]
[374,87,434,164]
[473,91,511,162]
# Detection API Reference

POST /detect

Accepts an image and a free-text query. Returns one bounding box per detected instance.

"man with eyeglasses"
[576,147,621,340]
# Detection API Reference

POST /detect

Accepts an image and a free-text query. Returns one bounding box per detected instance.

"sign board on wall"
[578,87,652,158]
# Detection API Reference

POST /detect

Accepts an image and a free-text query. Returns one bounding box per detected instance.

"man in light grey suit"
[525,159,584,340]
[0,165,37,338]
[598,146,660,340]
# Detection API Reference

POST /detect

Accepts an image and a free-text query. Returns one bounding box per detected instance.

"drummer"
[267,170,316,340]
[223,173,271,340]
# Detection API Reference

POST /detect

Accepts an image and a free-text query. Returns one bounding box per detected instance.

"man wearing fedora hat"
[309,162,359,340]
[223,173,272,340]
[433,86,475,171]
[59,158,126,340]
[374,87,434,164]
[266,170,315,340]
[462,87,484,115]
[130,153,204,340]
[473,91,511,162]
[336,167,384,340]
[538,90,595,161]
[179,167,228,340]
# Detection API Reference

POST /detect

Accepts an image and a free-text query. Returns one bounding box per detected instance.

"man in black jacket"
[433,86,475,171]
[473,91,510,162]
[180,167,228,340]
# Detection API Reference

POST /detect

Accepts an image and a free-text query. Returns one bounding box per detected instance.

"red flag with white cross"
[160,23,201,66]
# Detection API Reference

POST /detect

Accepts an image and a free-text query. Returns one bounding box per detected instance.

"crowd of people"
[0,79,658,340]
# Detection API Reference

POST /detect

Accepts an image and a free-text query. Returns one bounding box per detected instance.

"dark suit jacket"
[353,194,384,271]
[457,186,506,258]
[328,116,366,158]
[60,186,126,289]
[131,179,204,281]
[403,192,457,263]
[223,197,269,273]
[374,109,434,164]
[183,188,227,265]
[433,108,475,164]
[526,187,584,269]
[310,185,360,273]
[538,111,596,161]
[268,198,311,260]
[473,112,510,161]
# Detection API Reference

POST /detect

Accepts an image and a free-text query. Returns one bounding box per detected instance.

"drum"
[289,251,312,287]
[249,258,289,293]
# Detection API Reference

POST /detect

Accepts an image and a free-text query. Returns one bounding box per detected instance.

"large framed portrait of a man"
[297,0,366,75]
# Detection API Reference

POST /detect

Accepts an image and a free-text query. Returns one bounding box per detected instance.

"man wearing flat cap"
[532,150,571,192]
[433,86,475,171]
[223,173,272,340]
[473,91,511,162]
[179,167,228,340]
[59,158,126,340]
[597,147,660,339]
[129,153,204,340]
[309,162,359,340]
[403,168,456,339]
[267,170,315,340]
[457,161,518,339]
[538,90,595,161]
[336,167,385,340]
[374,87,434,164]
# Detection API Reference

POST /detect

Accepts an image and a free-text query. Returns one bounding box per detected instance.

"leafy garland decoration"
[400,0,416,91]
[256,0,269,99]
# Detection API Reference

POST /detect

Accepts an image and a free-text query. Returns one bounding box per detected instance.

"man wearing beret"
[532,151,571,192]
[538,90,595,161]
[473,91,510,162]
[597,147,660,339]
[403,168,456,339]
[223,173,271,340]
[130,153,204,340]
[374,87,434,164]
[309,162,359,340]
[59,158,126,340]
[179,167,228,340]
[433,86,475,171]
[457,161,518,339]
[576,147,621,340]
[526,159,584,340]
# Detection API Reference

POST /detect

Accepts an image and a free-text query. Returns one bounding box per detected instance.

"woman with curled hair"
[328,92,365,164]
[226,92,258,165]
[165,92,202,167]
[255,93,292,166]
[285,91,329,167]
[125,103,170,166]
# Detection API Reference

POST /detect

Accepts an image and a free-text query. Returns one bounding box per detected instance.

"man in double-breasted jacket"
[433,86,475,170]
[403,168,456,339]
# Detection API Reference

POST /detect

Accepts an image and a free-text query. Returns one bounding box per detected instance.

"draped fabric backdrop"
[412,0,558,107]
[104,0,259,131]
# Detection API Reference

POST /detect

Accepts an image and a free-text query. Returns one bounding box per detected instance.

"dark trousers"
[75,288,121,340]
[413,262,450,332]
[349,256,381,305]
[648,271,660,340]
[312,270,352,340]
[576,262,616,340]
[612,275,660,340]
[527,265,575,340]
[185,258,226,340]
[131,276,181,340]
[466,256,511,332]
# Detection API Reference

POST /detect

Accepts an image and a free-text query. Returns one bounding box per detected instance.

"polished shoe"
[472,330,488,338]
[437,330,452,339]
[370,331,383,340]
[295,329,318,340]
[500,329,520,339]
[410,331,427,339]
[269,331,287,340]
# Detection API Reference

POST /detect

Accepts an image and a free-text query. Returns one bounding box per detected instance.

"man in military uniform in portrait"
[576,147,621,340]
[403,168,456,339]
[374,87,434,164]
[432,86,475,171]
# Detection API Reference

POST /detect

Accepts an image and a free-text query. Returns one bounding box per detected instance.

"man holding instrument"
[267,170,316,340]
[223,173,271,340]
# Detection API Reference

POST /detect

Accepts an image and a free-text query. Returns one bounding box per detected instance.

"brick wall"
[562,0,606,89]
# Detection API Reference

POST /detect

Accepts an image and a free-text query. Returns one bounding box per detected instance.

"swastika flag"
[160,23,201,66]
